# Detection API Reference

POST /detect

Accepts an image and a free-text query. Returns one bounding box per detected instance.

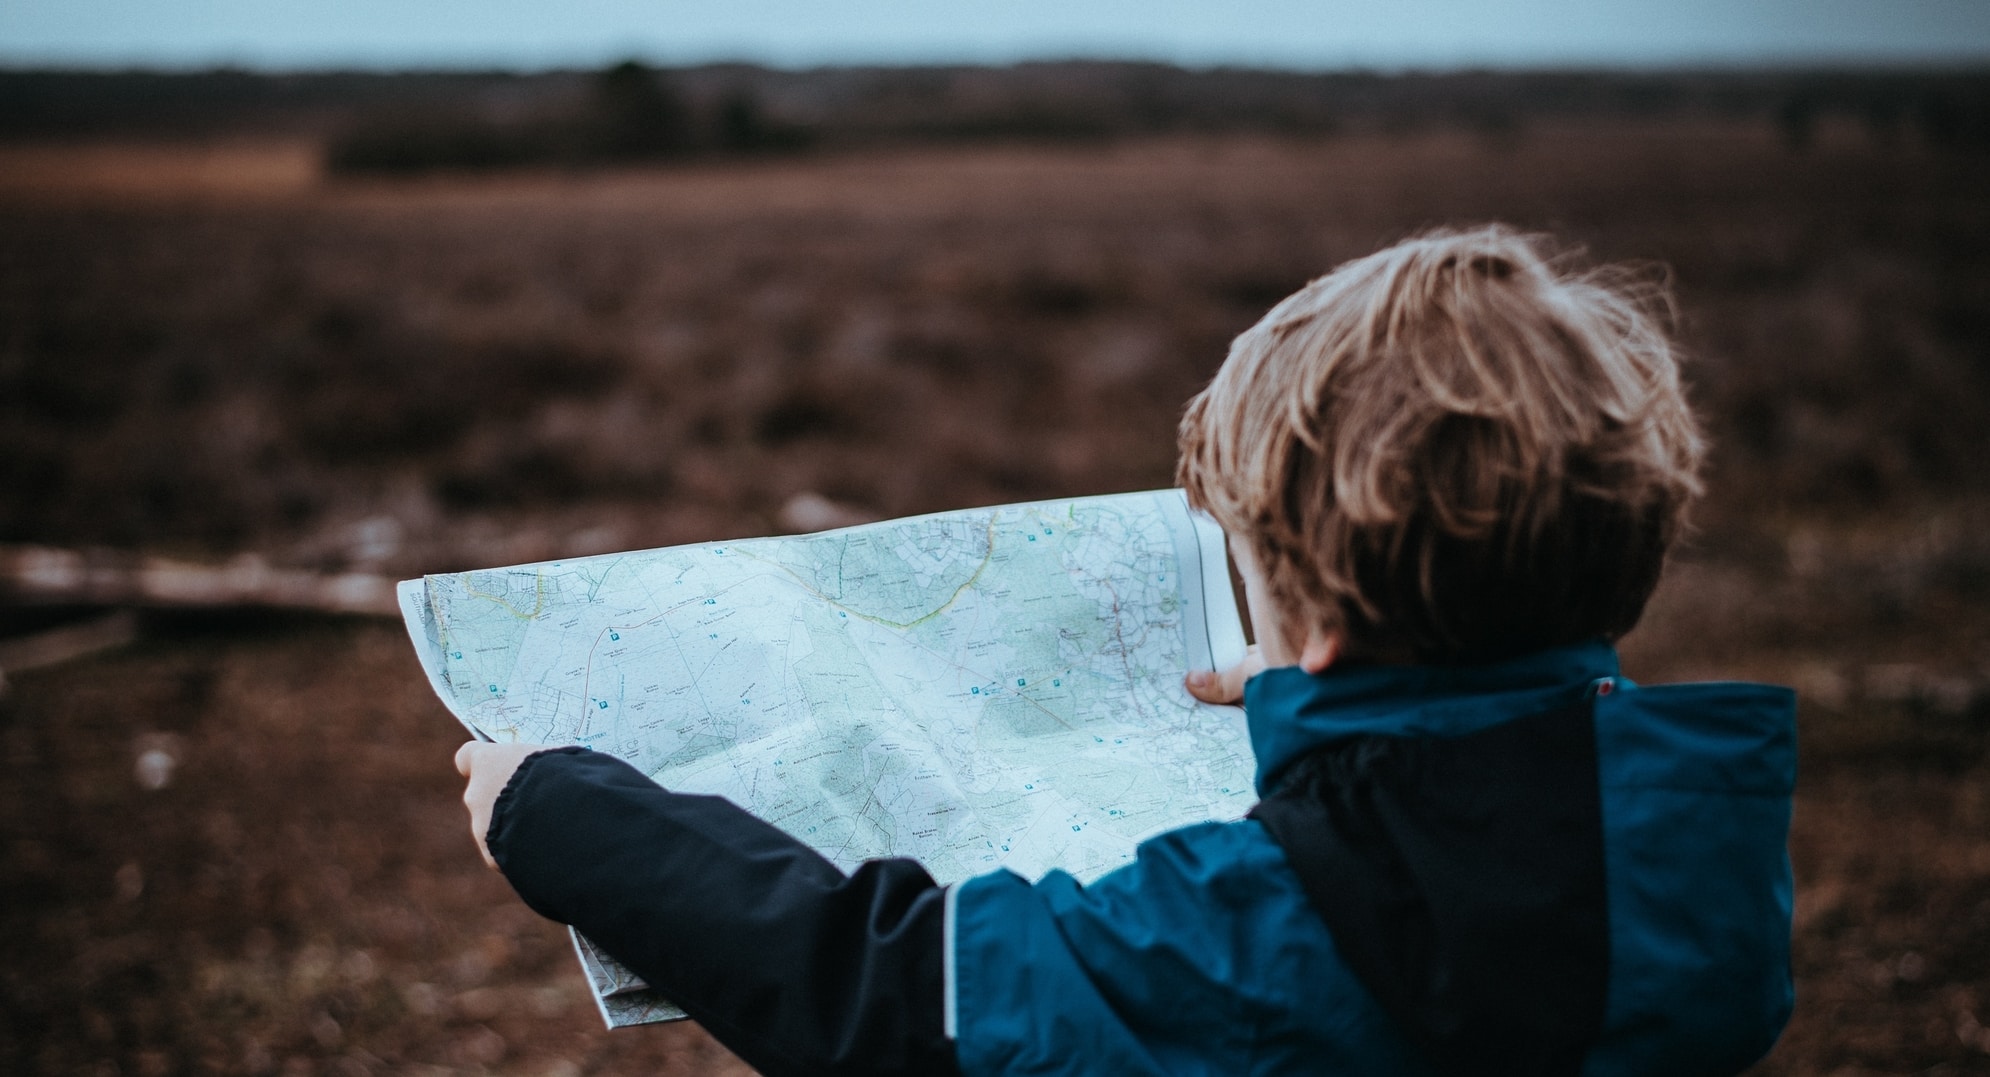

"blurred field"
[1,116,1988,1074]
[0,141,320,203]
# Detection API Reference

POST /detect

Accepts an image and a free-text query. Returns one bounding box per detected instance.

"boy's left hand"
[455,741,558,870]
[1184,644,1266,705]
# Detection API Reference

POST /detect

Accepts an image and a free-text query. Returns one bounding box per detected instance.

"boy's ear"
[1297,630,1343,674]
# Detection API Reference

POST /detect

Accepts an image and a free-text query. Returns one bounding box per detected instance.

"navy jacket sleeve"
[485,747,961,1077]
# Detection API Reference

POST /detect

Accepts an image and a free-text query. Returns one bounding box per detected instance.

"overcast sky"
[3,0,1988,72]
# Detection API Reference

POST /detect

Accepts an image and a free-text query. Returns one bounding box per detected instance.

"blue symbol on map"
[597,700,609,710]
[609,631,620,641]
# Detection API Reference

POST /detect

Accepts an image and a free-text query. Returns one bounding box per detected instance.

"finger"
[1185,646,1264,704]
[455,741,479,777]
[1184,669,1231,704]
[1186,663,1250,704]
[1216,665,1247,703]
[1216,648,1265,699]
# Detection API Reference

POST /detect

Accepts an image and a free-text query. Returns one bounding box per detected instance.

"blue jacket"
[948,642,1796,1076]
[490,642,1795,1077]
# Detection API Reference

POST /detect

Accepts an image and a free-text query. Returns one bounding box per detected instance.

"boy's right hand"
[1184,644,1265,705]
[456,740,558,870]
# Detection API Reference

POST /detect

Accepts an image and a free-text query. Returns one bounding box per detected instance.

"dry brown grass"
[2,120,1987,1074]
[0,140,320,204]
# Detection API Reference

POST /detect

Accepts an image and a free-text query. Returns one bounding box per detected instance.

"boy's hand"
[455,741,557,870]
[1184,645,1266,705]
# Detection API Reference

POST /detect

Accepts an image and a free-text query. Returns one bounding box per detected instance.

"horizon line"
[5,52,1990,79]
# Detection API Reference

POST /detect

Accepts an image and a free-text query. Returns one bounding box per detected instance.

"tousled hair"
[1178,225,1704,662]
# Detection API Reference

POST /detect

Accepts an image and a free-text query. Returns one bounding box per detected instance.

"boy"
[456,226,1795,1076]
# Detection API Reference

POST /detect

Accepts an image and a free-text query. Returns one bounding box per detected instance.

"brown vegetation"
[1,101,1987,1073]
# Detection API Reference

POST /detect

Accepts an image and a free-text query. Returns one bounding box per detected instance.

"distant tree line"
[325,62,811,173]
[0,62,1985,172]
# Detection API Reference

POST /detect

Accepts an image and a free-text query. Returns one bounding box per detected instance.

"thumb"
[1185,645,1265,705]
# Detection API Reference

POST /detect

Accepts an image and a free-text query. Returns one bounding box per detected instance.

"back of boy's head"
[1179,225,1704,663]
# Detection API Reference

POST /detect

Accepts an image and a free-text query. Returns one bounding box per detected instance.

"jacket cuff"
[485,745,590,921]
[480,746,959,1077]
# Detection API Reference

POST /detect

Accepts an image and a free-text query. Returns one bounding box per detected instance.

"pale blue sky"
[2,0,1987,71]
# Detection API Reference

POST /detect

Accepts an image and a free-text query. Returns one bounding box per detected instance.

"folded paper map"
[399,488,1252,1027]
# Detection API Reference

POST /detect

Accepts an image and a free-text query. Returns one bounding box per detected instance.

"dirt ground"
[2,123,1988,1074]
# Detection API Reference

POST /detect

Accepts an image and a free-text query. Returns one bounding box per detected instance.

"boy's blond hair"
[1179,225,1704,662]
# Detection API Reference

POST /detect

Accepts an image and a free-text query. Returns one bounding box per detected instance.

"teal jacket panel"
[950,642,1796,1076]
